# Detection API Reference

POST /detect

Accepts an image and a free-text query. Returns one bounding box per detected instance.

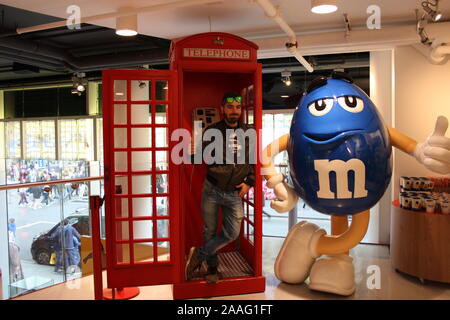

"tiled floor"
[12,237,450,300]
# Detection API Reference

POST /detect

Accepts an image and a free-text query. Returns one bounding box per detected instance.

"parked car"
[30,214,90,265]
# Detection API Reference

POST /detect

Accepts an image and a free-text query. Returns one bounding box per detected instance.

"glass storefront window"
[23,121,56,160]
[59,119,94,161]
[6,121,21,159]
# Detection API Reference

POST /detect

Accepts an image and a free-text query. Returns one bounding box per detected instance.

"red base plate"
[103,287,140,300]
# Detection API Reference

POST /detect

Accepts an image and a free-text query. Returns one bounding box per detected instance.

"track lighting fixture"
[422,0,442,21]
[71,72,87,96]
[281,70,292,86]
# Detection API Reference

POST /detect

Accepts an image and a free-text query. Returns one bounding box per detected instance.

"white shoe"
[308,254,356,296]
[274,221,326,284]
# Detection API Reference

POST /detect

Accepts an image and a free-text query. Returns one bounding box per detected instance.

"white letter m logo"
[314,159,368,199]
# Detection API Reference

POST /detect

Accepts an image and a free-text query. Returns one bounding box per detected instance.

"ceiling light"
[71,72,87,96]
[281,70,292,87]
[422,0,443,21]
[116,14,138,36]
[281,95,289,98]
[311,0,338,14]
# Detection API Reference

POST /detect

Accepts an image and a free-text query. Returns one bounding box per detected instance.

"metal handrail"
[0,176,104,191]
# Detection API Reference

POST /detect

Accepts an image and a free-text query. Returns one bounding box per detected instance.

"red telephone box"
[102,32,264,299]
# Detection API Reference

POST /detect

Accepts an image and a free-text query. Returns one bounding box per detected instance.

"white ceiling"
[1,0,450,40]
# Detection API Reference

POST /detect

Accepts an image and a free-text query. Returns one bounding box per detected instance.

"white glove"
[413,116,450,175]
[266,173,299,213]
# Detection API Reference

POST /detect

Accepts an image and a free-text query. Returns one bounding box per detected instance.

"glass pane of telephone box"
[134,242,154,263]
[116,243,130,264]
[132,197,153,218]
[114,175,128,194]
[131,175,152,194]
[131,80,152,101]
[131,151,152,171]
[155,104,167,124]
[114,104,127,124]
[115,222,130,241]
[156,174,168,193]
[114,152,128,171]
[131,104,151,124]
[131,128,152,148]
[155,151,168,170]
[133,220,153,240]
[155,81,168,100]
[114,128,127,148]
[157,242,170,262]
[156,197,168,216]
[157,219,169,238]
[155,128,167,147]
[115,198,129,218]
[114,80,127,101]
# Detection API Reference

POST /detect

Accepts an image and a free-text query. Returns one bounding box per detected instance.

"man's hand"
[235,182,251,198]
[413,116,450,174]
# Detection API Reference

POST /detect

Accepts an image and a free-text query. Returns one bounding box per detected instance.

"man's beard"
[225,114,240,124]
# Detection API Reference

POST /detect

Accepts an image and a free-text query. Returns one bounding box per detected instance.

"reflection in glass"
[155,104,167,124]
[156,174,168,193]
[6,121,21,159]
[157,219,169,238]
[134,242,153,263]
[155,151,168,170]
[115,175,128,194]
[157,242,170,262]
[115,222,129,241]
[156,197,168,216]
[116,243,130,264]
[156,81,168,100]
[115,198,129,218]
[131,80,151,101]
[114,80,127,101]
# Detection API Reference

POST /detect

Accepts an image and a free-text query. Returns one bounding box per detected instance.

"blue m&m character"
[288,72,392,215]
[262,71,450,296]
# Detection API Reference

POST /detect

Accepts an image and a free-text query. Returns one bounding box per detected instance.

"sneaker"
[205,265,219,284]
[185,247,202,280]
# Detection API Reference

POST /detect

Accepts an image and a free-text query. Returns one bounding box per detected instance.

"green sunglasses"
[224,96,242,103]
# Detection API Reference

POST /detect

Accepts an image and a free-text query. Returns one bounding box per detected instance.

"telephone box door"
[102,69,180,288]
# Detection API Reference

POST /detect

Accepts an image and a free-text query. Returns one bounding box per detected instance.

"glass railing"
[0,164,104,300]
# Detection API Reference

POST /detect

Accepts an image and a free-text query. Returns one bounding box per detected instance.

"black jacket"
[194,120,256,192]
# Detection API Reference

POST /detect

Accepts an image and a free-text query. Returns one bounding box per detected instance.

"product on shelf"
[399,176,450,214]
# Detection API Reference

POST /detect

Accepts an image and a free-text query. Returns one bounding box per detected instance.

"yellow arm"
[262,134,289,180]
[387,126,418,154]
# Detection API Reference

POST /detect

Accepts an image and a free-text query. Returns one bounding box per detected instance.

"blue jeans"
[199,179,244,267]
[65,248,80,270]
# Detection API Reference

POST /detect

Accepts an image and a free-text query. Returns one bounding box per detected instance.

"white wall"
[363,50,394,244]
[393,45,450,198]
